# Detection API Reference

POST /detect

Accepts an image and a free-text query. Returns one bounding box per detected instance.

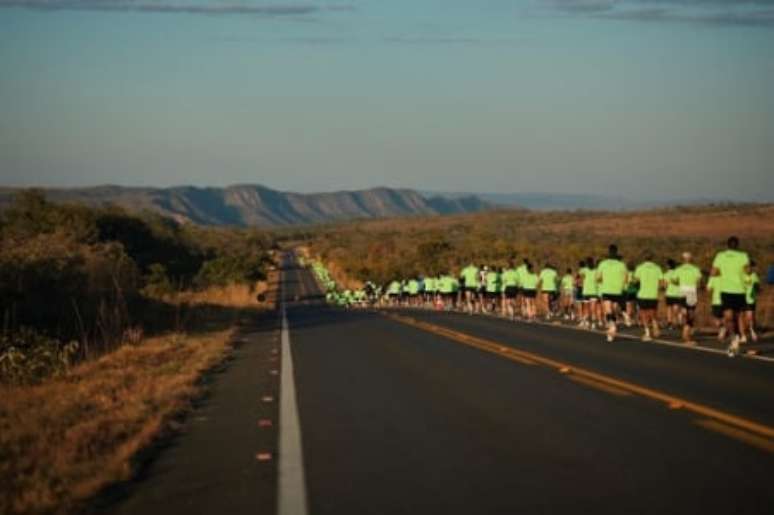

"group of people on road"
[371,237,760,357]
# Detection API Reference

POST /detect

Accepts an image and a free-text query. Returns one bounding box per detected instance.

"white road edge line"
[278,274,310,515]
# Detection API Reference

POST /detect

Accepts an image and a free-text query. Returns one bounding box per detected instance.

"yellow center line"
[695,419,774,454]
[567,375,632,397]
[383,312,774,444]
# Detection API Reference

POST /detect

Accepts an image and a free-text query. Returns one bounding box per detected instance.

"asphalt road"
[104,260,774,515]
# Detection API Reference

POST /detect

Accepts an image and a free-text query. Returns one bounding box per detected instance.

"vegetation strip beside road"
[0,329,242,515]
[383,312,774,447]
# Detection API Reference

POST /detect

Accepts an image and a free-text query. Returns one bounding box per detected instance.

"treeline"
[0,190,276,383]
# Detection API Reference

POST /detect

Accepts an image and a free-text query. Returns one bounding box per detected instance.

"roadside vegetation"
[0,190,278,514]
[305,204,774,327]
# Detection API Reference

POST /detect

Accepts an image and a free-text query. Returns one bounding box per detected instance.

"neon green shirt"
[664,270,682,298]
[675,263,702,289]
[596,258,627,295]
[408,280,420,295]
[712,249,750,294]
[516,264,528,288]
[439,275,459,294]
[539,268,558,292]
[485,271,500,293]
[581,267,597,296]
[561,274,574,291]
[388,281,401,294]
[460,265,480,289]
[634,261,663,300]
[706,276,722,306]
[424,277,436,293]
[746,272,760,304]
[502,268,519,287]
[521,271,538,290]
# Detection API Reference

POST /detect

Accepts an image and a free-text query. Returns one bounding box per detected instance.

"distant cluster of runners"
[322,237,761,358]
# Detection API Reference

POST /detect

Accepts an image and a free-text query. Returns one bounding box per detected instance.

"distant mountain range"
[422,191,761,211]
[0,185,490,227]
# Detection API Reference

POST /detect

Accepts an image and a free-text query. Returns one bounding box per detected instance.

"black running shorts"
[721,293,746,312]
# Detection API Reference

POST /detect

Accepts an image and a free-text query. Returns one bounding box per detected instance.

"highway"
[105,257,774,515]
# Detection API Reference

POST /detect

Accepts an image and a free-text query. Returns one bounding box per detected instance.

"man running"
[438,272,456,310]
[579,257,599,329]
[459,262,480,315]
[634,253,664,341]
[706,273,724,340]
[745,260,760,342]
[560,268,575,320]
[478,265,488,313]
[596,245,628,342]
[501,261,520,319]
[538,263,559,320]
[624,261,638,328]
[675,252,702,345]
[516,258,530,318]
[484,267,501,313]
[712,236,751,357]
[407,277,421,307]
[387,279,402,306]
[424,275,436,308]
[521,262,539,322]
[664,259,684,330]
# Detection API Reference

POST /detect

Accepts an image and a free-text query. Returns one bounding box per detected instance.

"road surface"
[104,256,774,515]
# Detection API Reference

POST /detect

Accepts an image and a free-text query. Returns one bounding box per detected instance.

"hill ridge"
[0,185,490,227]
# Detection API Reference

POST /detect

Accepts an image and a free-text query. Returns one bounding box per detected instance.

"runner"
[624,261,638,328]
[501,261,520,320]
[560,268,575,320]
[745,260,760,342]
[711,236,751,357]
[446,273,460,310]
[634,253,664,341]
[574,260,585,323]
[579,257,599,329]
[675,252,703,345]
[438,273,456,310]
[706,273,724,340]
[521,262,539,322]
[516,258,530,318]
[478,265,488,313]
[407,278,421,307]
[538,263,559,320]
[459,263,480,315]
[664,259,684,330]
[596,245,628,342]
[387,279,402,306]
[424,275,437,308]
[485,266,501,313]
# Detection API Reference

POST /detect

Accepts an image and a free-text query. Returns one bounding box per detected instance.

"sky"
[1,0,773,201]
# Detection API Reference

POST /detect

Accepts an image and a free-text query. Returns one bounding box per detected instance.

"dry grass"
[171,281,268,308]
[0,329,235,515]
[308,204,774,328]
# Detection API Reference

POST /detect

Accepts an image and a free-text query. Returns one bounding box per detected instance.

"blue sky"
[1,1,773,200]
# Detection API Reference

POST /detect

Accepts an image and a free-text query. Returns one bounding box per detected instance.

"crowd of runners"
[314,237,762,358]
